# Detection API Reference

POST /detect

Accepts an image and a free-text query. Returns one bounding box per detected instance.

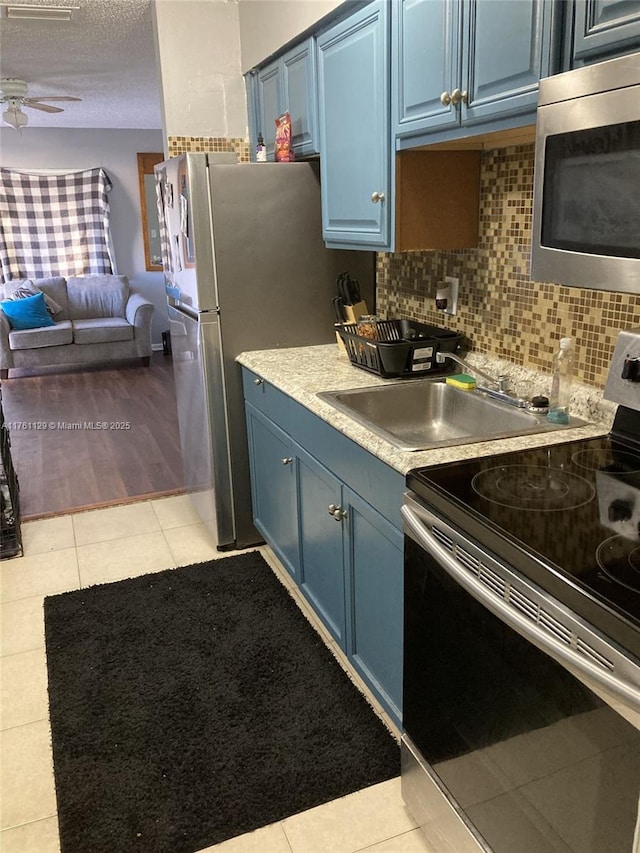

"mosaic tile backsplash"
[167,136,250,162]
[376,143,640,390]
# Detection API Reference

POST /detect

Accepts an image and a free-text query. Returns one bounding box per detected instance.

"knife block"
[343,301,368,324]
[335,300,369,356]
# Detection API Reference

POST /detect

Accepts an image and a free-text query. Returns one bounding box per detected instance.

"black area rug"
[44,551,400,853]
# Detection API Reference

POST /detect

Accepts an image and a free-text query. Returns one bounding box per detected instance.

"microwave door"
[531,83,640,293]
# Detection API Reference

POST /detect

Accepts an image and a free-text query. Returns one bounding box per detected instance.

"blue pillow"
[0,291,56,330]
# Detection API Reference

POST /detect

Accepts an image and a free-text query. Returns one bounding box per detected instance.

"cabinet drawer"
[242,368,293,430]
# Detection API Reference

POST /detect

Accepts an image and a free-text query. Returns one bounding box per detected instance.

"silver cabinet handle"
[371,191,385,203]
[253,377,264,385]
[281,457,293,465]
[440,91,451,106]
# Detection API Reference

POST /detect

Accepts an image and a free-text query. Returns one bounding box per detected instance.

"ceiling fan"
[0,78,81,129]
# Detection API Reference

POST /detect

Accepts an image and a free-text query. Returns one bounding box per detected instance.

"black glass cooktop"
[407,433,640,658]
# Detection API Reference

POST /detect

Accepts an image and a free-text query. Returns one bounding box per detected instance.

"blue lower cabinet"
[245,403,300,580]
[344,488,404,726]
[297,445,347,647]
[243,370,404,725]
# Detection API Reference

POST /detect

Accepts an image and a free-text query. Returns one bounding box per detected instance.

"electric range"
[401,329,640,853]
[407,429,640,661]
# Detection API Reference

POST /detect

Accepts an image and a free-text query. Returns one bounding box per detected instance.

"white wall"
[153,0,247,139]
[0,127,169,345]
[238,0,343,71]
[151,0,344,138]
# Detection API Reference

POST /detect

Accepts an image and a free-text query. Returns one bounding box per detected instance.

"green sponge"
[445,373,477,391]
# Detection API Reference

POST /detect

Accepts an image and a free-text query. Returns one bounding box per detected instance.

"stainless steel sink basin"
[318,380,584,451]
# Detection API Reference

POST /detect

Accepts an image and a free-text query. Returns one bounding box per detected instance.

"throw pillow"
[0,291,56,330]
[2,280,63,317]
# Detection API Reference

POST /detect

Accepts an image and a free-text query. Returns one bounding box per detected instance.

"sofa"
[0,274,154,379]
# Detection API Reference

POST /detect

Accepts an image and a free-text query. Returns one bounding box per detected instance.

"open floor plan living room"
[1,353,183,520]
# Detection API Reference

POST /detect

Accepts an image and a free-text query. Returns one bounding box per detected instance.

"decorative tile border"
[166,136,250,162]
[376,143,640,390]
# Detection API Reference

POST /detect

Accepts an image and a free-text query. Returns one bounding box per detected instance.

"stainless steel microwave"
[531,52,640,293]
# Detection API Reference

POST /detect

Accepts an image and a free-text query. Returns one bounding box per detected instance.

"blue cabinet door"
[393,0,461,137]
[296,444,347,647]
[282,37,320,157]
[244,72,259,161]
[256,60,283,161]
[251,38,320,160]
[245,403,300,580]
[394,0,558,144]
[344,488,403,726]
[462,0,555,126]
[317,0,391,249]
[571,0,640,65]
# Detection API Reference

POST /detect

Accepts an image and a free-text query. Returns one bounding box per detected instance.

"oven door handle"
[402,503,640,713]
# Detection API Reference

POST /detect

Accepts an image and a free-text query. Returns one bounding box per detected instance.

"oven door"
[401,492,640,853]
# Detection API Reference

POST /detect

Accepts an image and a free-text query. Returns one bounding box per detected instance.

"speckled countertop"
[237,344,616,476]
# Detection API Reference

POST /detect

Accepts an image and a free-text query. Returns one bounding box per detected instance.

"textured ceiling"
[0,0,162,129]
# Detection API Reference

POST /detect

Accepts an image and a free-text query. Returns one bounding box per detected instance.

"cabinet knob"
[281,457,293,465]
[328,504,347,521]
[370,191,385,203]
[253,377,264,385]
[443,89,468,107]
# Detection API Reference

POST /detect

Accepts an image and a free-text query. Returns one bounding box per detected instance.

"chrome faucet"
[436,351,528,408]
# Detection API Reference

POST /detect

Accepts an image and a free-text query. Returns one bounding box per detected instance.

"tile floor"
[1,495,432,853]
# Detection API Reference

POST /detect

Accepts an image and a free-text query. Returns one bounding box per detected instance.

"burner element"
[596,535,640,594]
[472,465,595,511]
[572,448,640,474]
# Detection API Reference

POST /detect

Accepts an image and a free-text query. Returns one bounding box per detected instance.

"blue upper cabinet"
[256,60,282,160]
[393,0,461,136]
[317,0,392,250]
[569,0,640,66]
[462,0,555,126]
[393,0,558,145]
[282,39,319,157]
[252,36,320,161]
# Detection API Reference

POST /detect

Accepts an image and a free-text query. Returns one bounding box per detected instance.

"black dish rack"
[337,319,465,378]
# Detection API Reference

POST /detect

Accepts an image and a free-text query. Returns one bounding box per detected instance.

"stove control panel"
[621,358,640,382]
[604,328,640,409]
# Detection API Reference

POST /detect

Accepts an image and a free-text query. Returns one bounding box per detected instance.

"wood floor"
[1,354,185,520]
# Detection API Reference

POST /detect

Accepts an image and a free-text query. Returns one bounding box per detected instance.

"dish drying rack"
[336,319,465,379]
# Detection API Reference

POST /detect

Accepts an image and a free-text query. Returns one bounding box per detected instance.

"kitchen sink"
[318,380,584,451]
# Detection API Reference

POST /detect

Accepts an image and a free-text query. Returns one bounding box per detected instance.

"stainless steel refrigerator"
[155,153,374,550]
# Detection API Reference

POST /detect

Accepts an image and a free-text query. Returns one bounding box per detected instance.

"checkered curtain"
[0,167,115,284]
